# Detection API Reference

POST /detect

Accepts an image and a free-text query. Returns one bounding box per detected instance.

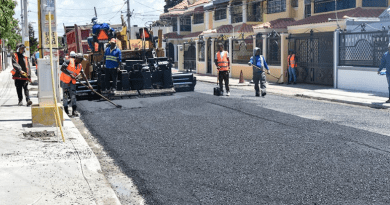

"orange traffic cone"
[239,70,244,83]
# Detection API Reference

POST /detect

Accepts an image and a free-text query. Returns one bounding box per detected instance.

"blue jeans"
[87,37,94,51]
[288,66,297,83]
[61,82,76,107]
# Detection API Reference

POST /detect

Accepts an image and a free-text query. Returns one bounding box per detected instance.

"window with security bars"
[247,1,262,22]
[314,0,356,13]
[180,16,191,31]
[267,0,286,14]
[362,0,387,7]
[193,13,204,24]
[214,7,227,20]
[231,2,243,23]
[172,18,177,31]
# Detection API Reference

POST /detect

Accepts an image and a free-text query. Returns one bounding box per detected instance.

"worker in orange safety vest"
[287,50,297,84]
[214,43,230,96]
[11,43,32,106]
[60,53,92,117]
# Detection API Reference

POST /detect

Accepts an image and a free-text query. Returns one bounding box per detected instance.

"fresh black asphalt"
[78,82,390,205]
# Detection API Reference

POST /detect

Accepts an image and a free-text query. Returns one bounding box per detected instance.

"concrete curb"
[195,77,390,109]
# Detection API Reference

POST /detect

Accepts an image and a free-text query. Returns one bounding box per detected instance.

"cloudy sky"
[13,0,165,37]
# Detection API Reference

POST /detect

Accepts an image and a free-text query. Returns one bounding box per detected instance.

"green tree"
[29,23,38,53]
[0,0,22,50]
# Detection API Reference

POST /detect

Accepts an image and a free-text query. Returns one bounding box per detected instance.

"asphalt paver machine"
[75,16,196,100]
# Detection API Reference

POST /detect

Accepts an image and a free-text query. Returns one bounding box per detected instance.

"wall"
[337,67,388,94]
[197,61,206,73]
[192,22,205,32]
[178,45,184,71]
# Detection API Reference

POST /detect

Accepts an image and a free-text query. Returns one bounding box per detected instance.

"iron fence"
[288,31,334,86]
[256,33,263,53]
[232,38,253,64]
[266,33,281,66]
[184,42,196,72]
[339,30,389,67]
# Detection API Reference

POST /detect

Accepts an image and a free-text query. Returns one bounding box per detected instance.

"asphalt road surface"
[78,82,390,205]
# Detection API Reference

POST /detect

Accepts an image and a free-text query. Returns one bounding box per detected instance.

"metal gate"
[166,43,174,61]
[184,42,196,72]
[288,31,334,86]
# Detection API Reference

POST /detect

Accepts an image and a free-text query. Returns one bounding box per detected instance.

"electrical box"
[37,58,60,106]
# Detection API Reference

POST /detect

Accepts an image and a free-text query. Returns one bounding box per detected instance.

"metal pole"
[127,0,131,38]
[21,0,23,43]
[38,0,42,58]
[23,0,30,57]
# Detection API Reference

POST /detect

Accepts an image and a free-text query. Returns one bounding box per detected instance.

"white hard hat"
[70,51,76,57]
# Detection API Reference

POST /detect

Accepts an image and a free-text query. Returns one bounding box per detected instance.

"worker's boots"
[64,106,70,116]
[72,105,79,117]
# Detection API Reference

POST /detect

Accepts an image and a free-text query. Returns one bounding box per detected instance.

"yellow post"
[37,0,42,58]
[48,12,65,142]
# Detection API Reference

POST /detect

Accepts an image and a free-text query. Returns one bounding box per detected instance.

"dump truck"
[75,16,196,99]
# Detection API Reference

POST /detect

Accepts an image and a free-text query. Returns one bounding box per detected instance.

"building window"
[214,7,227,20]
[193,13,204,24]
[267,0,286,14]
[362,0,387,7]
[180,16,191,31]
[314,0,356,14]
[291,0,298,7]
[231,2,243,23]
[172,18,177,32]
[247,1,262,22]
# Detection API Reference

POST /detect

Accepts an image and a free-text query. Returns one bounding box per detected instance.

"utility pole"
[127,0,131,39]
[23,0,30,57]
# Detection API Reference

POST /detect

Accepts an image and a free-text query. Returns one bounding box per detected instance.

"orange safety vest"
[11,53,30,81]
[216,51,229,71]
[94,42,99,52]
[60,58,82,84]
[288,54,297,68]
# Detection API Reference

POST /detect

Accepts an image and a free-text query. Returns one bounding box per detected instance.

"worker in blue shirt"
[249,47,270,97]
[104,38,121,93]
[378,43,390,103]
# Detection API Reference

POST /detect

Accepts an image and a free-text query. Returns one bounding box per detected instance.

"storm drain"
[23,130,56,141]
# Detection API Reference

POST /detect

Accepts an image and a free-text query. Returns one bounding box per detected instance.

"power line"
[109,2,127,21]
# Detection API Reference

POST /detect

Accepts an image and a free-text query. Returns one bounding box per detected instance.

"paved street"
[78,82,390,205]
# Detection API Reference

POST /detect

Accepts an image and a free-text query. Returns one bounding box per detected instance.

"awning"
[204,2,214,10]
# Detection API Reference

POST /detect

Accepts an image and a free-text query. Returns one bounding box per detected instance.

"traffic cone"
[239,70,244,83]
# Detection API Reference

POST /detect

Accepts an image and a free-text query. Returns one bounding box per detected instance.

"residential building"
[161,0,389,87]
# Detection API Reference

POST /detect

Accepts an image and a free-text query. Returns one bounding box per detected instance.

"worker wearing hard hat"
[11,43,32,106]
[60,53,92,117]
[103,38,121,93]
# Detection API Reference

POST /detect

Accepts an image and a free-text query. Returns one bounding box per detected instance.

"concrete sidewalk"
[0,65,120,204]
[195,73,390,109]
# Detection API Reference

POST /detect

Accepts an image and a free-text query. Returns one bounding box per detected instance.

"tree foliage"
[29,23,38,53]
[0,0,21,50]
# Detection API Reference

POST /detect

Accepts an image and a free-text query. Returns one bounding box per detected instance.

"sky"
[13,0,165,38]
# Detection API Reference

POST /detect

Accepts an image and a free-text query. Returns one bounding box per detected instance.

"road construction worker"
[248,47,270,97]
[287,50,297,84]
[104,38,121,93]
[215,43,230,96]
[60,53,92,117]
[378,43,390,103]
[11,43,32,106]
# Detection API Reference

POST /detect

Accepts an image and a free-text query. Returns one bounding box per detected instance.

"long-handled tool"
[77,80,122,108]
[250,64,282,83]
[21,72,32,83]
